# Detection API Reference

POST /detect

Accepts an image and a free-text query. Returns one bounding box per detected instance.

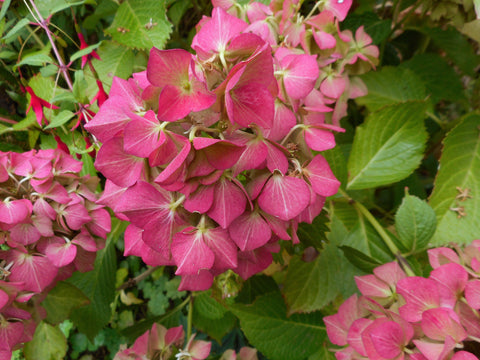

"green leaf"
[236,274,279,304]
[2,18,29,41]
[80,152,97,177]
[90,41,135,90]
[341,217,394,264]
[297,212,329,250]
[395,193,437,254]
[70,42,102,63]
[356,67,426,112]
[0,0,11,22]
[168,1,194,27]
[14,53,52,69]
[462,19,480,43]
[194,291,227,320]
[283,243,344,314]
[400,53,465,104]
[44,110,75,129]
[23,322,67,360]
[340,246,382,273]
[308,342,336,360]
[323,146,348,188]
[12,112,37,131]
[347,101,428,190]
[105,0,172,50]
[68,219,125,341]
[83,0,119,29]
[42,282,90,325]
[231,292,326,360]
[35,0,85,16]
[429,113,480,245]
[341,12,392,44]
[73,70,89,104]
[193,309,236,343]
[326,215,364,296]
[421,26,480,76]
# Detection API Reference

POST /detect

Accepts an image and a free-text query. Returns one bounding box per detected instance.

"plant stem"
[187,295,193,340]
[338,188,399,256]
[26,0,74,91]
[116,266,160,291]
[0,116,17,125]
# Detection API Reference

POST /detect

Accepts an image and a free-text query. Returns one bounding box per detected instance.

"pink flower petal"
[465,280,480,309]
[421,307,467,342]
[208,178,247,228]
[281,54,319,99]
[355,274,391,298]
[229,210,271,251]
[397,277,440,322]
[428,247,460,268]
[94,137,146,187]
[304,127,336,151]
[172,228,215,275]
[45,242,78,268]
[7,249,57,292]
[305,155,340,197]
[0,199,32,225]
[226,80,274,129]
[258,174,310,221]
[147,48,190,87]
[203,227,237,270]
[123,111,166,158]
[192,7,248,59]
[178,270,214,291]
[184,185,215,214]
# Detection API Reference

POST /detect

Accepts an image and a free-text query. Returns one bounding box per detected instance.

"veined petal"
[258,174,310,221]
[229,210,271,251]
[172,228,215,275]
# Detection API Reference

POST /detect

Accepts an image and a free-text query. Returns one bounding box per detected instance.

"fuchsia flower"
[0,149,110,353]
[86,0,379,291]
[25,86,59,126]
[325,244,480,360]
[77,32,101,69]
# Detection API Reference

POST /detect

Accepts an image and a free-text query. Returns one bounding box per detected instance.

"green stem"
[354,200,400,256]
[337,189,416,276]
[337,189,399,256]
[187,295,193,341]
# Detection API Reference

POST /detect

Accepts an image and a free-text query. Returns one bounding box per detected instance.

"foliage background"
[0,0,480,359]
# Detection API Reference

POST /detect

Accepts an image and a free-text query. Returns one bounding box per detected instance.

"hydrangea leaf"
[35,0,85,17]
[193,294,236,343]
[230,291,326,360]
[429,113,480,245]
[235,274,279,304]
[356,67,425,112]
[341,216,394,266]
[42,282,90,325]
[347,101,428,190]
[283,243,344,314]
[395,193,437,255]
[193,291,227,320]
[90,41,135,90]
[421,26,480,76]
[68,219,125,341]
[23,322,67,360]
[105,0,172,51]
[400,53,465,104]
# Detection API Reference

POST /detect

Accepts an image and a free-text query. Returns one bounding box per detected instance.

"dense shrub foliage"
[0,0,479,359]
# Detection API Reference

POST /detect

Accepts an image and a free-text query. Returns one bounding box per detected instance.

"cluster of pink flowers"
[85,0,378,290]
[0,149,110,358]
[114,322,257,360]
[325,242,480,360]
